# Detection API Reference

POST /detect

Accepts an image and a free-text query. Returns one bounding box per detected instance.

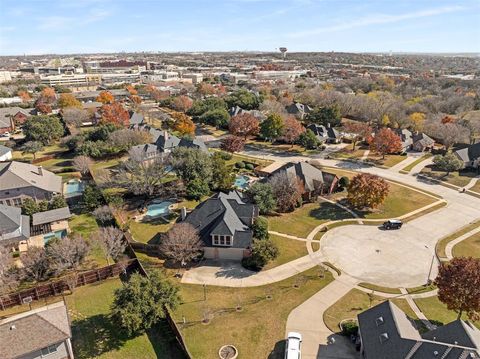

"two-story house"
[182,191,259,260]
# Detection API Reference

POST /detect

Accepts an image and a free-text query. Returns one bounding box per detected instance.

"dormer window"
[375,316,384,326]
[379,333,389,343]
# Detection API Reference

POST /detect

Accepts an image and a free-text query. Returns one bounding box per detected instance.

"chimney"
[10,325,16,330]
[163,130,169,141]
[38,166,43,176]
[327,123,331,128]
[181,207,187,221]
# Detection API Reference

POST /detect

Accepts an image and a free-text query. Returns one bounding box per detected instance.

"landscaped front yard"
[414,296,480,329]
[436,220,480,259]
[268,201,351,238]
[323,289,418,333]
[263,235,308,270]
[173,268,333,359]
[420,165,479,188]
[452,231,480,258]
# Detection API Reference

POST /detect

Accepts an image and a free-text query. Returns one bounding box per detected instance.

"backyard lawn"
[268,201,351,238]
[452,231,480,258]
[173,268,333,359]
[129,218,174,244]
[323,289,418,333]
[414,296,480,329]
[263,235,308,270]
[66,278,186,359]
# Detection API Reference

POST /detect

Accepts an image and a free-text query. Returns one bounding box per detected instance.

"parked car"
[383,219,403,230]
[285,332,302,359]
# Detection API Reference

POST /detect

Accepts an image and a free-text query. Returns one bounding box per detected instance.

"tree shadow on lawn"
[309,202,352,221]
[146,320,189,359]
[72,314,130,358]
[268,340,286,359]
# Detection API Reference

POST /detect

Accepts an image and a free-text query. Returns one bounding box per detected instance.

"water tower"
[279,47,287,59]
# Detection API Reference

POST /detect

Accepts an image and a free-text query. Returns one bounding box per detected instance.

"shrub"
[341,320,358,336]
[242,238,279,270]
[339,176,350,189]
[235,161,245,169]
[252,216,269,240]
[245,163,255,170]
[219,152,232,161]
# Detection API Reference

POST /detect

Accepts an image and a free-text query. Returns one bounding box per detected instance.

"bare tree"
[0,245,19,293]
[73,155,93,175]
[47,235,90,274]
[259,99,287,115]
[426,121,469,150]
[108,128,151,150]
[63,108,90,128]
[93,227,126,265]
[20,247,51,282]
[92,205,113,224]
[160,223,203,266]
[114,157,171,197]
[269,172,304,213]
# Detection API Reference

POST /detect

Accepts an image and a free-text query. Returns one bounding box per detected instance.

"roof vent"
[10,325,16,330]
[379,333,389,343]
[375,316,384,326]
[433,351,439,356]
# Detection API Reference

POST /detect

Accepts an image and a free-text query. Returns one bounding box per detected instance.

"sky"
[0,0,479,55]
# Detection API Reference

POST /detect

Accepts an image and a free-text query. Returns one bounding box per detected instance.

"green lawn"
[400,153,432,173]
[452,231,480,258]
[323,289,417,333]
[129,218,175,244]
[470,180,480,194]
[420,165,478,188]
[329,146,367,160]
[436,220,480,259]
[414,296,480,329]
[263,235,308,270]
[367,153,407,168]
[66,278,185,359]
[173,268,333,359]
[268,201,352,238]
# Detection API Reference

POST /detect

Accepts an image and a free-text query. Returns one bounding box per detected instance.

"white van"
[285,332,302,359]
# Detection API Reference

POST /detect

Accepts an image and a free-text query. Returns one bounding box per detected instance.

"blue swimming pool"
[146,201,173,217]
[65,180,85,195]
[234,175,250,190]
[43,230,67,244]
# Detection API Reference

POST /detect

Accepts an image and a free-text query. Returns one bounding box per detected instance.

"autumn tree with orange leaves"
[125,85,138,96]
[96,91,115,104]
[39,87,56,103]
[435,257,480,320]
[229,113,260,140]
[172,112,195,136]
[18,90,31,103]
[35,103,52,114]
[370,128,402,159]
[100,103,130,127]
[347,173,389,209]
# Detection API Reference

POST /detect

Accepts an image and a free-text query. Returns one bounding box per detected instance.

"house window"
[225,236,232,246]
[219,236,225,245]
[41,344,58,357]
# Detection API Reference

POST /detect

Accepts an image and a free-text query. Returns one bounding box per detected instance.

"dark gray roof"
[178,137,208,152]
[0,301,71,359]
[0,204,30,242]
[32,207,71,226]
[455,143,480,163]
[306,123,340,141]
[268,162,338,193]
[155,131,181,151]
[286,102,312,115]
[183,191,258,249]
[412,132,434,147]
[358,300,480,359]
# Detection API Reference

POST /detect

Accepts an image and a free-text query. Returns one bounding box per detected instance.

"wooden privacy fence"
[0,259,138,311]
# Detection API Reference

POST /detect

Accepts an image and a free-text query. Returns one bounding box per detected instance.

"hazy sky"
[0,0,479,55]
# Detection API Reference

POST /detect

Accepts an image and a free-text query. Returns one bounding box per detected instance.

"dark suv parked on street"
[383,219,403,230]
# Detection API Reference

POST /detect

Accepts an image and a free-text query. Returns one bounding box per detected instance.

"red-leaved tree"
[229,113,260,140]
[96,91,115,104]
[281,116,305,146]
[344,122,373,150]
[221,135,245,153]
[435,257,480,320]
[370,128,402,158]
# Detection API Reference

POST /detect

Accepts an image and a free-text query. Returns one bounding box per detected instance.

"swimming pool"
[146,201,173,217]
[234,175,250,190]
[65,179,85,195]
[43,230,67,244]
